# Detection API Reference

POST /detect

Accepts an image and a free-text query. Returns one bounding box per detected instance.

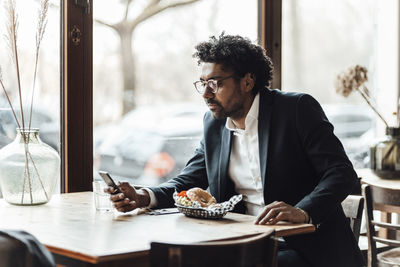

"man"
[107,34,364,267]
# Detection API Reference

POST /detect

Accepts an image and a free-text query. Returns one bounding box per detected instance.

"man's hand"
[254,201,309,225]
[105,182,150,213]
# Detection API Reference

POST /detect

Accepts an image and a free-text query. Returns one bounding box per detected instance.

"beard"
[205,98,244,120]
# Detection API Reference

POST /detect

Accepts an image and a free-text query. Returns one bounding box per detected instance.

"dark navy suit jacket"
[150,88,364,267]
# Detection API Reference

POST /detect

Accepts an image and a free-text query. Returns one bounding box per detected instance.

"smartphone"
[98,171,120,194]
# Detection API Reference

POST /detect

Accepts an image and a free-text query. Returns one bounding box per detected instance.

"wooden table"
[0,192,315,266]
[357,168,400,190]
[357,168,400,238]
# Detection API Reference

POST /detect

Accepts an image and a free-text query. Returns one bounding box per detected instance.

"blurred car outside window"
[94,104,207,186]
[323,104,375,168]
[0,107,59,152]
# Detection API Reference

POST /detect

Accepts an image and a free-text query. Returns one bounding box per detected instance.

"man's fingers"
[266,211,291,225]
[110,193,125,202]
[118,182,131,192]
[113,198,130,208]
[101,181,139,213]
[259,208,280,224]
[254,201,286,224]
[118,183,137,200]
[258,206,287,224]
[115,201,137,213]
[116,206,133,213]
[255,201,278,223]
[254,210,268,224]
[104,186,116,194]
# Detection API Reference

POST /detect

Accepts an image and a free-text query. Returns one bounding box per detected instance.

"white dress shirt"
[225,93,264,216]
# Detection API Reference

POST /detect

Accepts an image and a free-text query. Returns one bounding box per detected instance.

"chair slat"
[371,220,400,231]
[373,236,400,247]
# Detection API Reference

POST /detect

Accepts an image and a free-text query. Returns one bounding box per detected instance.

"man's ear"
[243,73,255,92]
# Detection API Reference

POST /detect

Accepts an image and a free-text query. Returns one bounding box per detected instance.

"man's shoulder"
[265,88,306,99]
[261,89,318,105]
[203,111,226,125]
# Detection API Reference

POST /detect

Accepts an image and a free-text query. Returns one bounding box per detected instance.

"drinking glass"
[93,181,113,212]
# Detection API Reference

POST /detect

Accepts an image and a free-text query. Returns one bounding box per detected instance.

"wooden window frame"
[61,0,281,192]
[259,0,282,90]
[61,0,93,192]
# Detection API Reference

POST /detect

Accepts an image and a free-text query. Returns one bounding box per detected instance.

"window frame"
[259,0,282,90]
[61,0,93,192]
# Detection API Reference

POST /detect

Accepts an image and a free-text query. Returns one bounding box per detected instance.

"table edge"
[46,245,149,264]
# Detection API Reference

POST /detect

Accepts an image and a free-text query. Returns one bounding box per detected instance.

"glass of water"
[93,181,113,212]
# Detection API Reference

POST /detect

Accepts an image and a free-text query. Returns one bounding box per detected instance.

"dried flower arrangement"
[334,65,400,176]
[334,65,389,127]
[0,0,50,204]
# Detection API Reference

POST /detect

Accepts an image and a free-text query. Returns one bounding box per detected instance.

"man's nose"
[202,86,214,99]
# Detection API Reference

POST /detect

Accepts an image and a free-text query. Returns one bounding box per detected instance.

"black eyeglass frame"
[193,75,236,94]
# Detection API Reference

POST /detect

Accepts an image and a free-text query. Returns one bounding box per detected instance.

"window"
[92,0,258,186]
[282,0,399,168]
[3,1,395,193]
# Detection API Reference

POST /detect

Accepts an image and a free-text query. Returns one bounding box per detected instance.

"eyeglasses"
[193,75,235,94]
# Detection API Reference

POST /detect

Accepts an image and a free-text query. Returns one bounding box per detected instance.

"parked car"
[323,104,374,139]
[323,104,375,168]
[0,107,59,151]
[94,104,206,186]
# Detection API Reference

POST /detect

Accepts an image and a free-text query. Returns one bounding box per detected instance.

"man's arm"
[106,111,215,212]
[148,137,209,208]
[294,94,358,225]
[255,93,357,225]
[106,114,212,212]
[107,139,208,212]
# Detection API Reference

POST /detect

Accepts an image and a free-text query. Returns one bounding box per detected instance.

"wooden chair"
[362,184,400,267]
[342,194,364,243]
[150,230,277,267]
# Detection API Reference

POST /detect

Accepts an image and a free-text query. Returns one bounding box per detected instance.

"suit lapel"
[258,89,274,189]
[218,124,232,201]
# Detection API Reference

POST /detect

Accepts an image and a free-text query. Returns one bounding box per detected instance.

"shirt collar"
[225,93,260,133]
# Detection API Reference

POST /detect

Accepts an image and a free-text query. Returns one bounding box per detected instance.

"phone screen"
[98,171,120,193]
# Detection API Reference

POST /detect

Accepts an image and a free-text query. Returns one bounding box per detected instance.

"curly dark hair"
[193,33,274,94]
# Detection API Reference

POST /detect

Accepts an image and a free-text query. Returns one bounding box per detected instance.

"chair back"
[150,230,276,267]
[362,184,400,267]
[341,194,364,243]
[0,230,55,267]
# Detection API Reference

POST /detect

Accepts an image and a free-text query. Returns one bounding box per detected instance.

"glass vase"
[370,127,400,179]
[0,128,60,205]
